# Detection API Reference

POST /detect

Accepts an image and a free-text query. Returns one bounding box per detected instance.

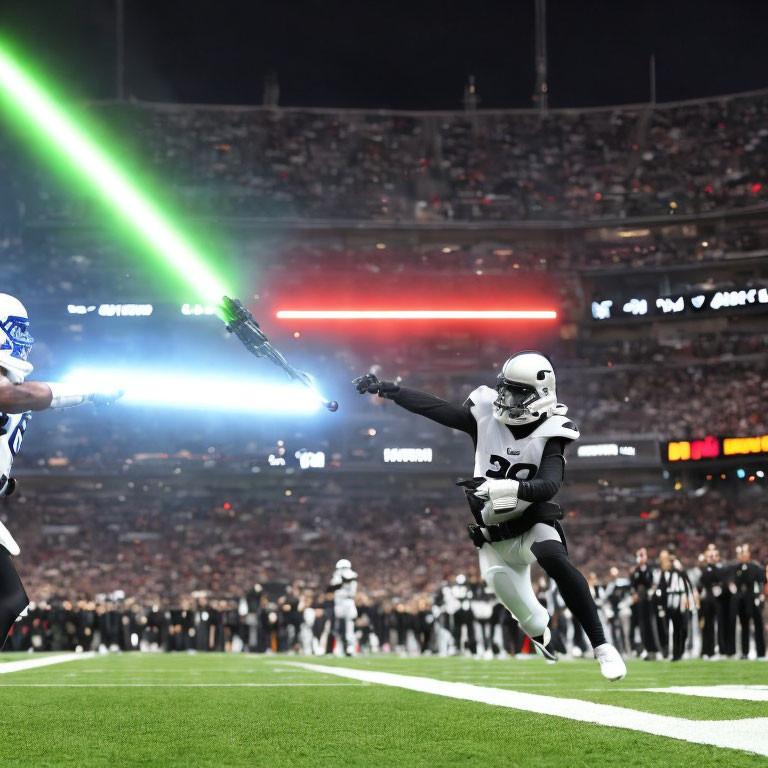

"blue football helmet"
[0,294,34,383]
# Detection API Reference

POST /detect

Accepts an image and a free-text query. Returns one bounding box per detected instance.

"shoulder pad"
[464,385,495,416]
[533,414,580,442]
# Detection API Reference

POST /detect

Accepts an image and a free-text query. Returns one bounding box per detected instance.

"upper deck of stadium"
[3,85,768,229]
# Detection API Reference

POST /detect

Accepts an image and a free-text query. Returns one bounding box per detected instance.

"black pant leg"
[637,597,658,654]
[753,603,766,657]
[531,540,607,649]
[700,596,716,656]
[738,598,752,656]
[716,596,732,655]
[0,551,28,649]
[655,604,669,658]
[671,609,686,660]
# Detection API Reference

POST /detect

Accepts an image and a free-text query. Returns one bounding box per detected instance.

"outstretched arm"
[0,372,123,414]
[393,388,477,437]
[354,374,476,439]
[0,376,52,412]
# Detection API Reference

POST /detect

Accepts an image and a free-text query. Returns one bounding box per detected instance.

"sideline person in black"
[734,544,766,659]
[630,547,659,659]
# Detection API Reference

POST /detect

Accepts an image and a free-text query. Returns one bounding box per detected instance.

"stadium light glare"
[63,368,321,414]
[276,310,557,320]
[0,43,229,305]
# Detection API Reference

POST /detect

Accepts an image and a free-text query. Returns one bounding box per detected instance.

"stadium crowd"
[5,221,766,307]
[2,484,765,659]
[2,89,768,225]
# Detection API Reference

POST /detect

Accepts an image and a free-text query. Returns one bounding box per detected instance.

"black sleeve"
[517,437,567,503]
[391,387,477,443]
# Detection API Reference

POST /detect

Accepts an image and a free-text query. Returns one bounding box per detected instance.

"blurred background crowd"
[2,91,768,224]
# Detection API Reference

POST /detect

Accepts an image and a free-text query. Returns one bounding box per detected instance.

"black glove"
[468,524,488,548]
[0,475,15,497]
[456,478,487,521]
[352,373,400,399]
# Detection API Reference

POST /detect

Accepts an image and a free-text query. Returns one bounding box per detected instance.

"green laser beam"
[0,43,230,306]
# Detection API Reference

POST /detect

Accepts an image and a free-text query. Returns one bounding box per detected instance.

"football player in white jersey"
[354,351,626,680]
[0,294,123,647]
[330,558,358,655]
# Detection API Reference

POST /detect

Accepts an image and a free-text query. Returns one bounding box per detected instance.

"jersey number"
[9,414,30,457]
[486,455,536,481]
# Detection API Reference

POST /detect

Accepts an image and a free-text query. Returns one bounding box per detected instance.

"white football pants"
[334,600,357,654]
[478,523,562,639]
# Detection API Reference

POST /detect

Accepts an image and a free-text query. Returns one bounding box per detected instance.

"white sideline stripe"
[0,683,363,688]
[289,663,768,757]
[0,653,96,674]
[641,685,768,702]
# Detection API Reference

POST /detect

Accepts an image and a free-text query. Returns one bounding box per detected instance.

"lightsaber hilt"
[220,296,338,412]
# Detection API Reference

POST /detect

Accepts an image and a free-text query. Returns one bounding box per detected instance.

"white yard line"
[0,682,364,688]
[0,653,96,674]
[639,686,768,702]
[289,662,768,757]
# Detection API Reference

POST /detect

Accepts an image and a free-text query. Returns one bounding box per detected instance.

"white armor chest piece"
[476,420,547,482]
[466,386,579,526]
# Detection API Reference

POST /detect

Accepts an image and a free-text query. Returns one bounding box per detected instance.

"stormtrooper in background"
[450,574,475,655]
[433,581,457,656]
[0,294,123,647]
[330,558,358,656]
[355,350,626,680]
[470,575,497,658]
[602,566,633,655]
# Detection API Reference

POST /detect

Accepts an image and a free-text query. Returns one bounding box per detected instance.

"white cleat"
[594,643,627,681]
[530,627,558,662]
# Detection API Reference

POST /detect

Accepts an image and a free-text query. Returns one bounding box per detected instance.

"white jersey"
[467,386,579,526]
[331,567,358,605]
[450,583,472,611]
[441,584,460,615]
[0,410,31,494]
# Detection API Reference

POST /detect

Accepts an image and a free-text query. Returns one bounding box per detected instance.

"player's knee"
[483,565,512,599]
[530,540,571,578]
[517,607,549,638]
[484,565,548,635]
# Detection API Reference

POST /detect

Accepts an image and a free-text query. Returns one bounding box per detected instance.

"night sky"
[3,0,768,109]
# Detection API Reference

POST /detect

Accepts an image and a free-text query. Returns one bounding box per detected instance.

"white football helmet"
[493,351,557,425]
[0,294,34,384]
[335,559,352,571]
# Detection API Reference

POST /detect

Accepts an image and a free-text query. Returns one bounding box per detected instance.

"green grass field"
[0,652,767,767]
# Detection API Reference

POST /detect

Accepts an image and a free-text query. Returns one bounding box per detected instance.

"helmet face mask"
[493,379,540,422]
[2,315,34,362]
[492,350,558,426]
[0,294,34,384]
